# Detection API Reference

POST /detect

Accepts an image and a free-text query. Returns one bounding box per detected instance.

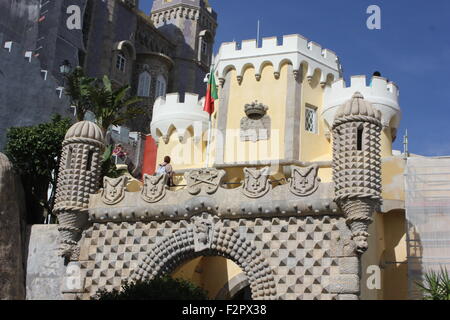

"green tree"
[88,75,142,136]
[64,69,143,180]
[5,115,72,223]
[416,267,450,300]
[93,276,209,300]
[64,67,94,122]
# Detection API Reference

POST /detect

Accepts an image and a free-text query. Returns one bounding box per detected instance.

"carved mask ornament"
[289,165,321,197]
[192,216,215,253]
[242,167,272,198]
[101,176,128,205]
[141,174,168,203]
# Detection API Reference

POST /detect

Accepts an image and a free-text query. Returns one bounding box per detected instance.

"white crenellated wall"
[323,75,401,129]
[150,93,209,143]
[215,34,342,83]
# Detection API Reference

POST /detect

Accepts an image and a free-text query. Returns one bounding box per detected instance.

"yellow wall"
[382,157,406,201]
[172,256,244,299]
[223,65,288,164]
[300,72,332,162]
[361,210,408,300]
[155,127,206,171]
[382,211,408,300]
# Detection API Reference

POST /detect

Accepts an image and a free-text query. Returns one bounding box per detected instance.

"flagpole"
[205,114,213,168]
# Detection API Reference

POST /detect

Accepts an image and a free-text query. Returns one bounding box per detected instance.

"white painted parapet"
[150,93,209,144]
[215,34,342,84]
[323,75,401,130]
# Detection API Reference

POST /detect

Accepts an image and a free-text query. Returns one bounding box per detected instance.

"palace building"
[2,0,449,301]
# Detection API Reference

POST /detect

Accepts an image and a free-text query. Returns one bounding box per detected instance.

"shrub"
[416,267,450,300]
[93,276,209,300]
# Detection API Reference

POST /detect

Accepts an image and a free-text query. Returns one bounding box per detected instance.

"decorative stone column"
[331,92,382,299]
[54,121,104,261]
[333,92,382,254]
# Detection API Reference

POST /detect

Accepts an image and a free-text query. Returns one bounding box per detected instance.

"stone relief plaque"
[192,215,215,252]
[240,101,271,142]
[289,165,321,197]
[185,168,226,195]
[141,174,168,203]
[241,167,272,198]
[101,176,128,205]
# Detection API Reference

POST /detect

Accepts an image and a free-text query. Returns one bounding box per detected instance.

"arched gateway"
[131,216,277,300]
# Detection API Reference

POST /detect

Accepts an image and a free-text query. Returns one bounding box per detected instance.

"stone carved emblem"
[242,167,272,198]
[192,216,214,253]
[141,174,168,203]
[240,101,271,142]
[101,176,128,205]
[289,165,321,197]
[185,169,225,195]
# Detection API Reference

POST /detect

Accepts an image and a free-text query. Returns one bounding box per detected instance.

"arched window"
[137,71,152,97]
[116,53,126,72]
[198,30,213,65]
[155,75,167,98]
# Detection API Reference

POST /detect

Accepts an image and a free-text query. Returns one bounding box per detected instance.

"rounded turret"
[332,92,382,255]
[150,93,209,144]
[54,121,105,260]
[64,120,104,142]
[324,76,400,147]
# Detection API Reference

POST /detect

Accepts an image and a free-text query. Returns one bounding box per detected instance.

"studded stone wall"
[54,121,104,260]
[76,214,357,300]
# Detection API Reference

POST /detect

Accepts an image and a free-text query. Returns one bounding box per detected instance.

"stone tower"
[150,0,218,96]
[54,121,105,261]
[332,92,382,254]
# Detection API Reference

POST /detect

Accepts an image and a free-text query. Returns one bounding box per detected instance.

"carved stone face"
[242,167,271,198]
[353,235,369,254]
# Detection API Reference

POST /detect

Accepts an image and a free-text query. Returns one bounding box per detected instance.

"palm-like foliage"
[88,76,143,135]
[64,67,94,121]
[63,69,143,180]
[416,267,450,300]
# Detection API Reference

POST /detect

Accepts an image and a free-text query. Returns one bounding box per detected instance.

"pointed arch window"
[137,71,152,97]
[155,75,167,99]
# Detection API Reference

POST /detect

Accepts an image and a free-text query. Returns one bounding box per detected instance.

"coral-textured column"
[54,121,104,261]
[332,92,382,254]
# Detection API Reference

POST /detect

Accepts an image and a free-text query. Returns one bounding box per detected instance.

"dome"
[334,92,382,121]
[65,121,104,141]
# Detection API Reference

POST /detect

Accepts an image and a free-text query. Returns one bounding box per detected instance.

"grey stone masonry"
[0,36,71,150]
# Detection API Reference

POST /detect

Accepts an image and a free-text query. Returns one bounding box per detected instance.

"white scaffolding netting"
[405,157,450,299]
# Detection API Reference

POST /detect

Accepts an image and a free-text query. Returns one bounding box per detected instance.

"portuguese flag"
[203,67,218,115]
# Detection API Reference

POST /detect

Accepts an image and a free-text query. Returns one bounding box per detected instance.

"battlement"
[323,75,401,129]
[216,34,342,82]
[154,92,205,110]
[151,93,209,143]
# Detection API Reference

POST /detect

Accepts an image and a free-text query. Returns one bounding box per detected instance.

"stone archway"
[215,273,250,300]
[131,221,277,300]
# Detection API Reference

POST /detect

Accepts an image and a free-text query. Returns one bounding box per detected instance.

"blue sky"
[140,0,450,156]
